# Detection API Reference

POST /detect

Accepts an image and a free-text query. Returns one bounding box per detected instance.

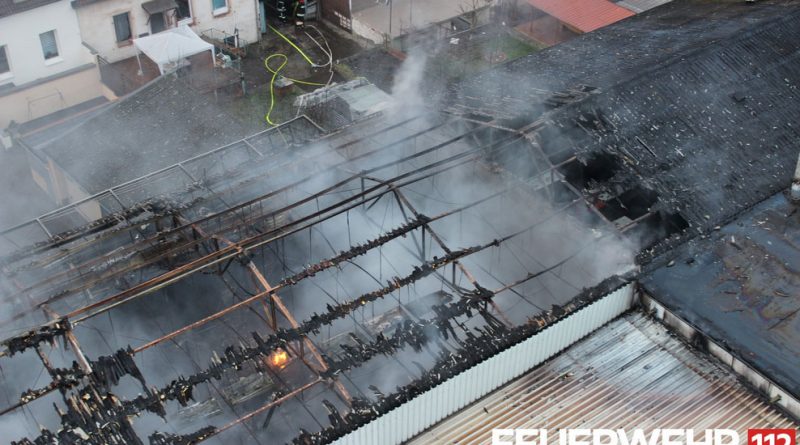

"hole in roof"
[559,152,620,190]
[626,211,690,248]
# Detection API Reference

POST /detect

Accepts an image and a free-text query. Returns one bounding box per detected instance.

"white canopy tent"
[133,25,215,75]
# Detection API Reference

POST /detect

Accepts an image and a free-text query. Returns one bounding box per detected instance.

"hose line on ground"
[269,24,316,66]
[264,25,329,126]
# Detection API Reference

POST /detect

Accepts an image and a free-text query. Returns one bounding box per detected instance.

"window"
[176,0,191,20]
[211,0,227,14]
[150,12,166,33]
[0,46,9,75]
[39,30,59,60]
[113,12,132,42]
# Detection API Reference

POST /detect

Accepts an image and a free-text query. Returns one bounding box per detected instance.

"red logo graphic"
[748,430,796,445]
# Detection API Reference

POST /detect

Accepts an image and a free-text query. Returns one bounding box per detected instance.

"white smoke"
[389,50,430,117]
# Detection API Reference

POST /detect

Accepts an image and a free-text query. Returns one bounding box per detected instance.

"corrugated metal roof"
[526,0,634,33]
[410,312,798,444]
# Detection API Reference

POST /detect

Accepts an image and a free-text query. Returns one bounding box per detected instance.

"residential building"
[0,0,107,130]
[70,0,260,64]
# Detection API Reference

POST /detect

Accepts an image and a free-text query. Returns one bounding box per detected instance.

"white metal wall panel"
[330,284,634,445]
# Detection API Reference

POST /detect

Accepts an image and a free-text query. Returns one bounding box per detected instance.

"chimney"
[793,152,800,202]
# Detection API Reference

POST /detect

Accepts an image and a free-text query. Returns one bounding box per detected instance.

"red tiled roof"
[527,0,635,33]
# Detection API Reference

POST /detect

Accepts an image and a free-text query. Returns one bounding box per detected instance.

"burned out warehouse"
[0,0,799,444]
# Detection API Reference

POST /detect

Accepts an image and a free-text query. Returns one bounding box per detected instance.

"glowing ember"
[270,350,289,368]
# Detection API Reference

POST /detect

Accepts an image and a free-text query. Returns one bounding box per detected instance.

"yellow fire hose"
[264,25,325,126]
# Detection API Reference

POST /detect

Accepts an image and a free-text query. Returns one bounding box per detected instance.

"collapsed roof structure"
[0,108,635,444]
[0,0,799,444]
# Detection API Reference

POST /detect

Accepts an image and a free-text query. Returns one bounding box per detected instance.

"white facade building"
[71,0,260,63]
[0,0,106,129]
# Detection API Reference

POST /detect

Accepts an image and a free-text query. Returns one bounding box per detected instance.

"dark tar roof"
[641,192,800,400]
[39,74,253,193]
[0,0,60,18]
[452,0,800,232]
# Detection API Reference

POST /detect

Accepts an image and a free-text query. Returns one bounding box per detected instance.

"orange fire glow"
[269,350,289,368]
